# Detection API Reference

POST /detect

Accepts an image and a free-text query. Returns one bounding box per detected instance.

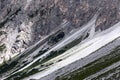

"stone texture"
[0,0,120,62]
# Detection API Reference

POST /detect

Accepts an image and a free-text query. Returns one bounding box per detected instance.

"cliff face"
[0,0,120,62]
[0,0,120,80]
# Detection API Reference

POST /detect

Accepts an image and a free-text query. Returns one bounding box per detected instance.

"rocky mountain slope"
[0,0,120,80]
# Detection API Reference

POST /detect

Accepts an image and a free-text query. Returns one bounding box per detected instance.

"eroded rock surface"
[0,0,120,64]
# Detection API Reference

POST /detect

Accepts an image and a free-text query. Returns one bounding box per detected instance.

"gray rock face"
[0,0,120,79]
[0,0,119,62]
[0,0,120,59]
